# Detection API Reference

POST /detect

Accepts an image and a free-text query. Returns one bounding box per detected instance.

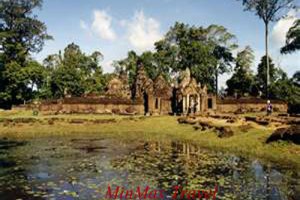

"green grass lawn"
[0,110,300,170]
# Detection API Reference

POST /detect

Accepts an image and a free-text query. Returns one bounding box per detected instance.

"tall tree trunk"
[265,22,270,99]
[215,67,218,96]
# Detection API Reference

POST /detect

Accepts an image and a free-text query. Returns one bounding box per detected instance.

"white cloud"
[91,10,116,41]
[80,10,116,41]
[123,10,162,52]
[270,9,300,77]
[271,9,300,48]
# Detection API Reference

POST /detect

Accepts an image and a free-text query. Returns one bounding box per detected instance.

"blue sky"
[34,0,300,87]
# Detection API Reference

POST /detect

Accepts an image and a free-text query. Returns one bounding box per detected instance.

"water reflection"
[0,137,298,200]
[111,141,300,200]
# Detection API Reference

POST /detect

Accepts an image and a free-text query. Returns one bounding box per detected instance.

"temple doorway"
[208,98,213,109]
[143,92,149,114]
[189,95,198,114]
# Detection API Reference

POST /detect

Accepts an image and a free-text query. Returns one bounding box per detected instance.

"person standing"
[267,100,273,116]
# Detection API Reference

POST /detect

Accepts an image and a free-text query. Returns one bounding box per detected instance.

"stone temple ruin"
[130,64,216,115]
[132,64,173,115]
[39,63,287,115]
[105,71,131,99]
[175,68,216,115]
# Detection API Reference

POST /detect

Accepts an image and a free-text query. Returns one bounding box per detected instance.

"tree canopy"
[238,0,297,98]
[281,19,300,54]
[240,0,295,24]
[44,43,106,98]
[113,22,237,93]
[0,0,52,107]
[155,22,237,92]
[226,46,255,96]
[113,50,139,86]
[256,55,281,96]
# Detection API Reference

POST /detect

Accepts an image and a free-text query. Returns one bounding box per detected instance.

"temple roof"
[176,68,208,96]
[106,75,131,98]
[134,65,154,97]
[180,78,201,95]
[153,74,172,98]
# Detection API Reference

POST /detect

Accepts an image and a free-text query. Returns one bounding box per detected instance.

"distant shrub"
[92,119,117,124]
[69,119,86,124]
[13,118,38,124]
[48,119,54,125]
[112,108,121,114]
[125,106,137,114]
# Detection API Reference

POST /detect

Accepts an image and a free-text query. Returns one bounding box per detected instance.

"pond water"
[0,136,299,200]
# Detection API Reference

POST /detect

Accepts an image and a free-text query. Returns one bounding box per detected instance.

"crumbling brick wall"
[217,98,288,113]
[39,97,144,114]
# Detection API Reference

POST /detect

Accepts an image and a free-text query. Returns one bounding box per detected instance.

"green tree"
[0,0,52,107]
[113,51,139,85]
[50,64,84,98]
[213,45,235,95]
[226,46,255,96]
[207,25,237,94]
[291,71,300,86]
[1,61,29,104]
[83,51,106,94]
[43,54,62,69]
[154,22,237,92]
[238,0,296,97]
[46,43,105,98]
[25,60,45,97]
[114,50,172,87]
[256,55,281,97]
[154,39,179,77]
[289,71,300,113]
[281,19,300,54]
[269,71,300,113]
[38,54,61,98]
[139,51,158,80]
[140,51,171,81]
